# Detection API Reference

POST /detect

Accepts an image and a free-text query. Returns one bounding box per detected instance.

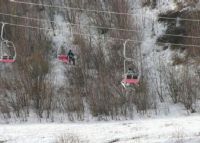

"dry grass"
[172,128,186,143]
[55,134,81,143]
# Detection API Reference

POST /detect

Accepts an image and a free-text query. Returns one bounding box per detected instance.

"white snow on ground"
[1,115,200,143]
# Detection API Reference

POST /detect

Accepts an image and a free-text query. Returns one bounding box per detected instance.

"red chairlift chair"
[0,23,16,63]
[121,39,140,89]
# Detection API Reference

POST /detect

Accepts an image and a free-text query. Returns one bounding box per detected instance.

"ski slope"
[1,115,200,143]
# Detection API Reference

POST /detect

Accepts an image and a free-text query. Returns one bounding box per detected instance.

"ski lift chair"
[57,54,69,63]
[0,23,16,63]
[121,73,140,88]
[57,45,70,64]
[121,39,140,89]
[0,41,16,63]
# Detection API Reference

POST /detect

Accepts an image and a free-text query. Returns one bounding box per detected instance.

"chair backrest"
[3,55,8,60]
[127,75,132,79]
[9,56,13,60]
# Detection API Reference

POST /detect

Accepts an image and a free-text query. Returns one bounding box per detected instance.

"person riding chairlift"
[127,68,138,79]
[67,49,75,65]
[2,53,11,60]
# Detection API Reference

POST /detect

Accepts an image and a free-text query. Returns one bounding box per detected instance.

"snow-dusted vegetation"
[1,0,200,142]
[0,0,200,120]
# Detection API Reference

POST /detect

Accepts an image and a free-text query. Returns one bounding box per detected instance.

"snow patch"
[1,115,200,143]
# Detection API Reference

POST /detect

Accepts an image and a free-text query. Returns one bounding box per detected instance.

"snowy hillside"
[0,0,200,131]
[1,0,200,142]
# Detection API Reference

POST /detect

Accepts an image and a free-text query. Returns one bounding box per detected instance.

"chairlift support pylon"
[0,22,16,63]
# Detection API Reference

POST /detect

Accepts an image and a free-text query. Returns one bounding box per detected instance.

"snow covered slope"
[1,115,200,143]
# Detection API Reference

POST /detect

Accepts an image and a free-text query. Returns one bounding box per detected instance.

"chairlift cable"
[1,21,200,48]
[1,12,200,39]
[9,0,200,22]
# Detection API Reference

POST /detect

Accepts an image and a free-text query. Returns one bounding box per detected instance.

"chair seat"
[0,59,15,63]
[58,55,69,63]
[122,78,139,84]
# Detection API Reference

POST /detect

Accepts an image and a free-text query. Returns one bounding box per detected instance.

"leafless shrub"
[0,1,54,118]
[72,34,138,119]
[178,65,197,112]
[163,64,197,112]
[0,68,31,119]
[134,75,152,113]
[171,128,186,143]
[0,0,153,120]
[174,0,198,10]
[62,88,85,121]
[0,98,11,119]
[63,0,83,24]
[70,0,147,117]
[181,10,200,58]
[164,67,180,104]
[0,43,54,119]
[109,0,135,40]
[142,0,157,9]
[56,134,80,143]
[158,9,200,59]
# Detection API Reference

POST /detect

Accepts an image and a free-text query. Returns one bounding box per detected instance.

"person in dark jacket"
[67,49,75,65]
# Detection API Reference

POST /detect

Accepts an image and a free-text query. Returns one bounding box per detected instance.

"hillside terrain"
[0,0,200,130]
[1,0,200,142]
